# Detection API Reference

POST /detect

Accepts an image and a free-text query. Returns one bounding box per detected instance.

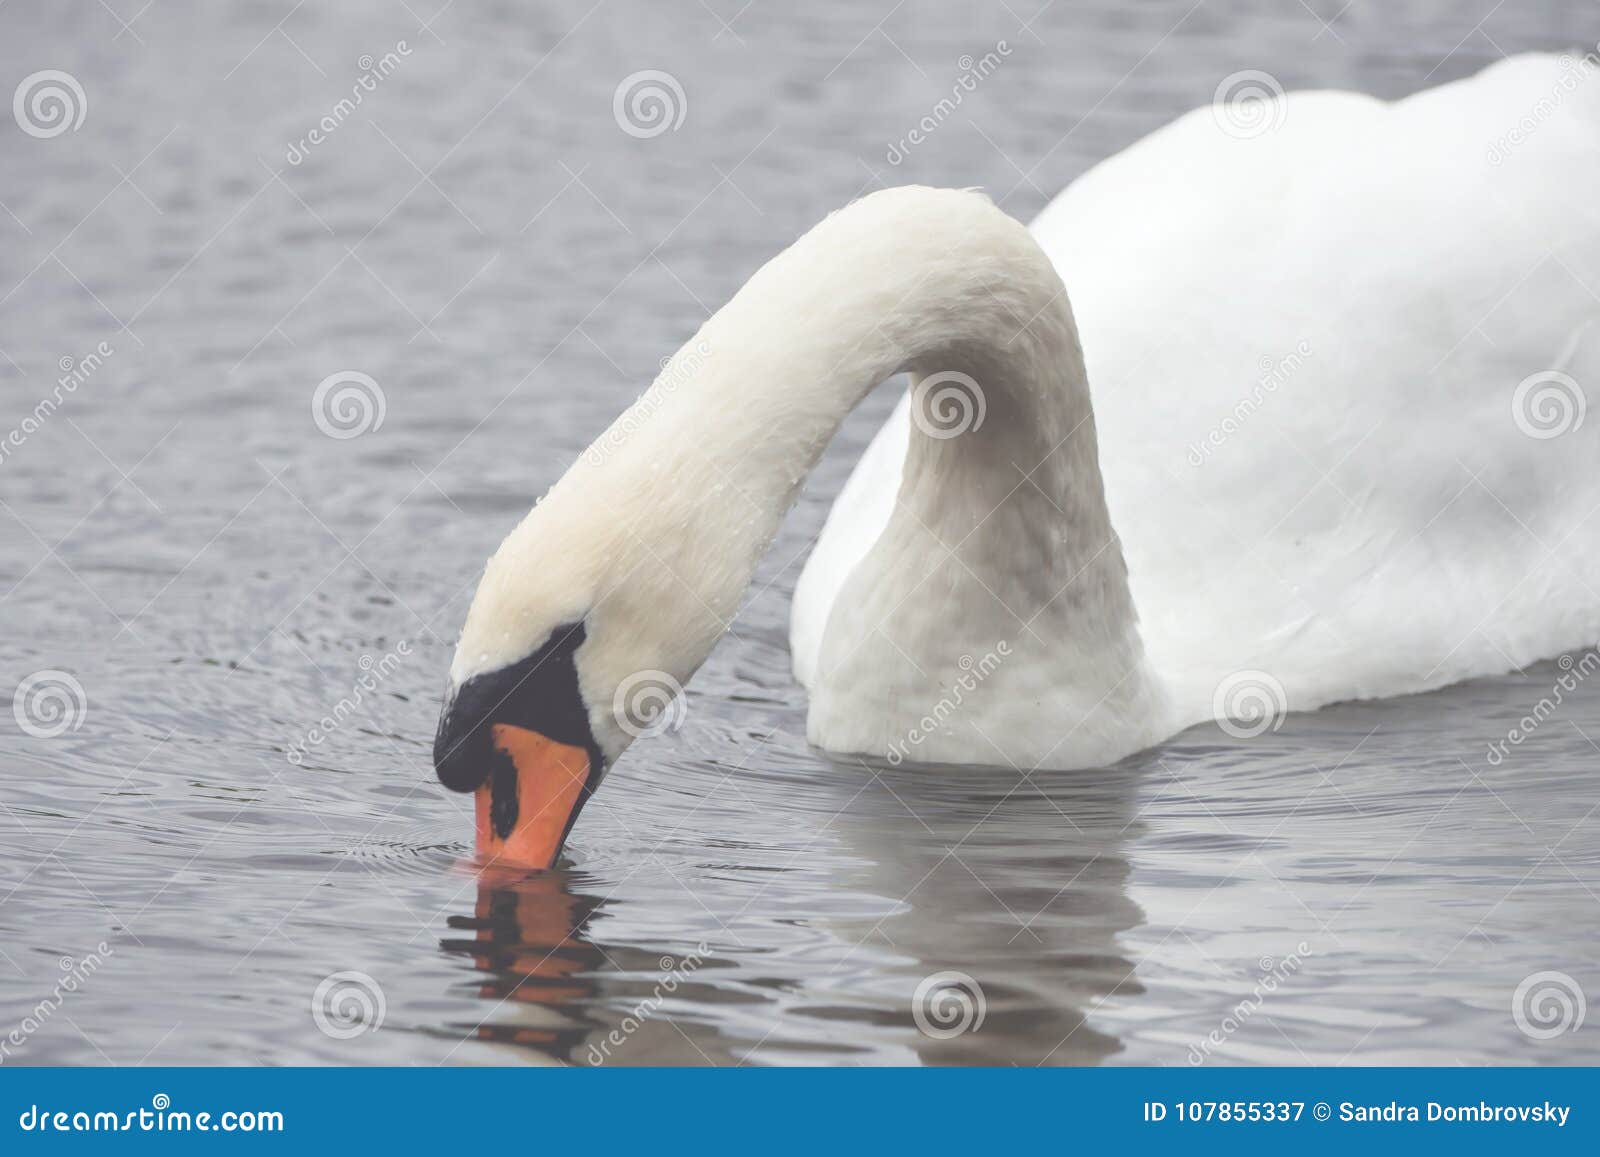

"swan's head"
[433,615,600,872]
[432,495,616,871]
[432,448,730,870]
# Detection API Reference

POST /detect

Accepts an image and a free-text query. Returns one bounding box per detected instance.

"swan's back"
[795,53,1600,726]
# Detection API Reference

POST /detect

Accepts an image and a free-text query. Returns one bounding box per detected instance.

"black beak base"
[432,620,605,797]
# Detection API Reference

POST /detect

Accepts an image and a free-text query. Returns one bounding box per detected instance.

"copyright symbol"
[1313,1102,1331,1121]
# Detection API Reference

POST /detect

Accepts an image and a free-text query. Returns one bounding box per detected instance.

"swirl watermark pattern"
[612,70,686,138]
[13,70,87,138]
[1212,669,1288,739]
[1512,970,1586,1040]
[1511,370,1586,439]
[612,669,687,739]
[1212,69,1286,139]
[910,371,986,439]
[310,970,386,1039]
[13,670,88,739]
[312,371,386,439]
[912,970,986,1039]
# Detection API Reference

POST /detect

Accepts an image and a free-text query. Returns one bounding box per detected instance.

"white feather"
[457,54,1600,770]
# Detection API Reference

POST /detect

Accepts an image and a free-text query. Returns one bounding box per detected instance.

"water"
[2,0,1597,1067]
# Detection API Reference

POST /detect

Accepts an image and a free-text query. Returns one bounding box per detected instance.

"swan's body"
[795,52,1600,766]
[437,53,1600,867]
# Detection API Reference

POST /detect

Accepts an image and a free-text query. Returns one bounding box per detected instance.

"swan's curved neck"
[472,187,1146,761]
[681,189,1103,536]
[621,187,1118,571]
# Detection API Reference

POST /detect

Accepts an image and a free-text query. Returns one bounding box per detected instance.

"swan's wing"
[1055,51,1600,716]
[794,52,1600,721]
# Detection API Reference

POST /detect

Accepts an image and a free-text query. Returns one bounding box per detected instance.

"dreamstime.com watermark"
[0,341,114,469]
[0,943,113,1064]
[17,1095,283,1134]
[1187,942,1314,1064]
[886,642,1012,765]
[286,641,411,765]
[286,41,414,165]
[1487,46,1600,165]
[885,41,1012,165]
[586,340,711,466]
[1486,648,1600,766]
[585,943,708,1064]
[1187,341,1312,466]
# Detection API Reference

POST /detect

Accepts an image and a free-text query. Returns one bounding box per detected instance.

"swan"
[434,53,1600,868]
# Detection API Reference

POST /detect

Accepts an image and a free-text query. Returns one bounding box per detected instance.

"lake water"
[1,0,1596,1066]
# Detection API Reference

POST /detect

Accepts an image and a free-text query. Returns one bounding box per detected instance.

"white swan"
[435,53,1600,867]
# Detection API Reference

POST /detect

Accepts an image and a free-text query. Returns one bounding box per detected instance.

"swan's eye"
[433,621,603,869]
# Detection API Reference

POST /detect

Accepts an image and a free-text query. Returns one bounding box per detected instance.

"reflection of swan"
[439,867,605,1058]
[441,758,1144,1066]
[444,867,744,1066]
[794,758,1145,1065]
[433,54,1600,868]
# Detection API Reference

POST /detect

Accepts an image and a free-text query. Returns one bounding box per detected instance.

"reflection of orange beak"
[470,875,591,1002]
[474,723,591,870]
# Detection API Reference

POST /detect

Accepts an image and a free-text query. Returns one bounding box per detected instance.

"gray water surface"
[1,0,1597,1066]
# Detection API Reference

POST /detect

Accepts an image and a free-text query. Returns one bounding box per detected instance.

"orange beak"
[474,723,592,870]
